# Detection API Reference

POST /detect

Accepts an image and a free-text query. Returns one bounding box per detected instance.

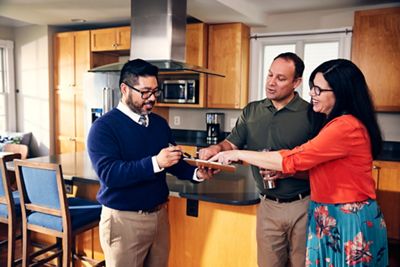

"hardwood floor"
[1,224,400,266]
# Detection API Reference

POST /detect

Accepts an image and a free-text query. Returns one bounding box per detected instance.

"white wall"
[0,25,14,40]
[168,108,241,132]
[14,25,53,156]
[171,3,400,141]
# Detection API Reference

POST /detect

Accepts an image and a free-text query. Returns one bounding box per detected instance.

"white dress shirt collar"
[116,101,149,125]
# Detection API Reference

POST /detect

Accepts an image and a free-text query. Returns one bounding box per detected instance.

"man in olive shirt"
[199,52,312,267]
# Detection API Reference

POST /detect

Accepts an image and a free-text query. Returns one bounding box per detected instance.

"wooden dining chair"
[14,160,104,267]
[0,153,22,267]
[3,144,29,160]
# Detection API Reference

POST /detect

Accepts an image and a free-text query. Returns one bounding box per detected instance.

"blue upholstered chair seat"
[27,197,101,232]
[0,191,21,218]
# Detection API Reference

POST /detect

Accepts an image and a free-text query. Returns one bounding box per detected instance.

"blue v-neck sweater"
[87,108,195,211]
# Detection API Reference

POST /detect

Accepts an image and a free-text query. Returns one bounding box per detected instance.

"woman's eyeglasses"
[124,82,162,99]
[310,85,333,96]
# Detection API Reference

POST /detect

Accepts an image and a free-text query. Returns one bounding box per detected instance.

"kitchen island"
[11,151,260,266]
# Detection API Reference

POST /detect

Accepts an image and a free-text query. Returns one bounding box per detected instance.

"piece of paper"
[183,158,236,173]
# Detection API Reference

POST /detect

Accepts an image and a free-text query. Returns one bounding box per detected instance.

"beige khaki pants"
[256,196,309,267]
[99,205,170,267]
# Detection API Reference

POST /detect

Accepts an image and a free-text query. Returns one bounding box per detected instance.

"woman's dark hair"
[308,59,382,158]
[119,58,159,86]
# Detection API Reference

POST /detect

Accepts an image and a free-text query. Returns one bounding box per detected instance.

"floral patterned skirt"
[306,200,388,267]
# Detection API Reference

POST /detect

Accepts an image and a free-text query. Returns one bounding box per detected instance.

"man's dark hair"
[274,52,305,79]
[119,58,159,86]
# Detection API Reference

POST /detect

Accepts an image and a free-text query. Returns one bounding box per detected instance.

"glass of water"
[260,148,276,189]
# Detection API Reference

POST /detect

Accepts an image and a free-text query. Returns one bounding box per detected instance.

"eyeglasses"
[310,85,333,96]
[124,82,162,99]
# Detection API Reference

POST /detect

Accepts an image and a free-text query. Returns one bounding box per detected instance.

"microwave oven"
[158,79,199,104]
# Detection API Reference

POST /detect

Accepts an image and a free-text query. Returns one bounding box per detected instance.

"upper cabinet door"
[187,23,208,108]
[115,26,131,50]
[186,23,208,67]
[91,26,131,51]
[207,23,249,109]
[54,31,91,90]
[74,31,91,89]
[352,7,400,112]
[54,32,75,89]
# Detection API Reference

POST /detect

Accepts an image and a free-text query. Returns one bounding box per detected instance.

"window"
[0,40,16,132]
[250,28,352,102]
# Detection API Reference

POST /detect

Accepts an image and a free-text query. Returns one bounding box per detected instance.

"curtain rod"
[250,28,352,40]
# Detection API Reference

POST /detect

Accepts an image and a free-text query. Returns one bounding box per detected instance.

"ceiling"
[0,0,398,28]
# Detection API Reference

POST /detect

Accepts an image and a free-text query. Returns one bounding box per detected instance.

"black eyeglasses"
[310,85,333,96]
[124,82,162,99]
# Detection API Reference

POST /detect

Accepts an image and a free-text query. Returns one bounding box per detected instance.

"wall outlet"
[173,116,181,126]
[230,118,237,128]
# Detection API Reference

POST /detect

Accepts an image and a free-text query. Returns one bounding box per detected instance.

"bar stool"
[0,153,22,267]
[14,160,104,267]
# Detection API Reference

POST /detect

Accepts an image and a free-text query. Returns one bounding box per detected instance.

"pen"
[168,143,193,159]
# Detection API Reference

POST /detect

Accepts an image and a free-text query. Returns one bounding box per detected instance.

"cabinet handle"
[69,137,76,141]
[372,165,380,170]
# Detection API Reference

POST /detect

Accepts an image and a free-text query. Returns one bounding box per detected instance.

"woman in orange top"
[210,59,388,267]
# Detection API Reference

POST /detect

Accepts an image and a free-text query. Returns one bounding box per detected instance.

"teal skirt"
[306,200,388,267]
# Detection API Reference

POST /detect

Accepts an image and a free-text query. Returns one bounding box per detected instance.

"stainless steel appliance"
[83,72,120,138]
[88,0,223,77]
[158,78,198,104]
[206,113,224,144]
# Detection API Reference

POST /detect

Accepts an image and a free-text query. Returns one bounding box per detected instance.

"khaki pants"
[256,196,309,267]
[99,205,170,267]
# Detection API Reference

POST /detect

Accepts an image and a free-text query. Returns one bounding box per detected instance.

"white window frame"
[0,40,16,131]
[249,28,352,101]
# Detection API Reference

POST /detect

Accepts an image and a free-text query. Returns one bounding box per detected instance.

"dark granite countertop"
[376,141,400,161]
[172,129,229,147]
[14,152,260,206]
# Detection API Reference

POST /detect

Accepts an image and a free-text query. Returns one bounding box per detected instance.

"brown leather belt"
[260,190,310,203]
[136,202,167,214]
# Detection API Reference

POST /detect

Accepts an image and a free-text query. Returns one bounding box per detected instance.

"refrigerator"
[83,72,120,139]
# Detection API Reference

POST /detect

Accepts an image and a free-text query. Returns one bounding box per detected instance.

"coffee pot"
[206,113,224,144]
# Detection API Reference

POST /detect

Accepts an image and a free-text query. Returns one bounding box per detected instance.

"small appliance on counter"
[206,113,224,144]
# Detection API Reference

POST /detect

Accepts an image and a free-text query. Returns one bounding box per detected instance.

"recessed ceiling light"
[71,19,86,23]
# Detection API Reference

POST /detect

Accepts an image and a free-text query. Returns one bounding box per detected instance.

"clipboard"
[183,158,236,173]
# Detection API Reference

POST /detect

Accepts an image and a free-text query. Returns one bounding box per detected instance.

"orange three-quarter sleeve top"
[279,114,376,204]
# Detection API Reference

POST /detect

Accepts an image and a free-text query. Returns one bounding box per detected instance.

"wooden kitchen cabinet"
[373,160,400,240]
[91,26,131,51]
[186,23,208,108]
[54,31,91,154]
[352,7,400,111]
[156,23,208,108]
[207,23,249,109]
[168,196,257,267]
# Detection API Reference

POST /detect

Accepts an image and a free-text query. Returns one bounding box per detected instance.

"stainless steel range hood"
[89,0,224,77]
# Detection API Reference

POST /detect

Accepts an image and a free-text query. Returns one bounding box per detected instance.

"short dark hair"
[309,59,382,158]
[119,59,159,86]
[274,52,305,79]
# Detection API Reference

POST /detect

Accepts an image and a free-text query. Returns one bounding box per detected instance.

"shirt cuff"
[152,156,164,173]
[192,168,204,182]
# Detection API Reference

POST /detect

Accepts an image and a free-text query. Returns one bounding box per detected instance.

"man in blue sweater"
[87,59,212,267]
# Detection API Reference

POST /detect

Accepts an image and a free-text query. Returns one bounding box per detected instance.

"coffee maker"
[206,113,224,144]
